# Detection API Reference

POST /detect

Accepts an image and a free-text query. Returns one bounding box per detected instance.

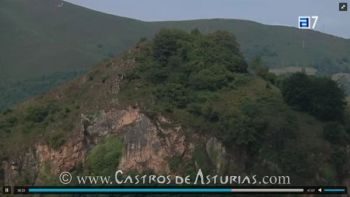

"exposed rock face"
[118,113,188,174]
[80,107,190,174]
[2,107,194,185]
[117,108,141,129]
[2,150,39,185]
[206,137,228,174]
[35,130,87,175]
[3,128,87,185]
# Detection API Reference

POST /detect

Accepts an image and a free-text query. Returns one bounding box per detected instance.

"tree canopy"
[281,72,346,121]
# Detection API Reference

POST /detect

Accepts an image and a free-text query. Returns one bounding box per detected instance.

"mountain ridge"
[62,0,350,40]
[1,0,350,110]
[2,0,350,79]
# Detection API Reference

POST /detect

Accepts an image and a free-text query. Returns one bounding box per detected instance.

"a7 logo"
[298,16,318,29]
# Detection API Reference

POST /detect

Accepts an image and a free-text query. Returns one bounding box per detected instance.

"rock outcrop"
[2,107,197,185]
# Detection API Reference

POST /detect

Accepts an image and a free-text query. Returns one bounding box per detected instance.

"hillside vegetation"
[0,29,350,187]
[120,30,350,184]
[1,0,350,110]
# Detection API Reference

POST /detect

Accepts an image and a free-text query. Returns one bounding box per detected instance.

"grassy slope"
[1,0,350,80]
[0,0,152,109]
[0,58,125,157]
[0,0,152,80]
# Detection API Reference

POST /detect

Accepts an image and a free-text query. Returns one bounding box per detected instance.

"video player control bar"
[2,186,346,195]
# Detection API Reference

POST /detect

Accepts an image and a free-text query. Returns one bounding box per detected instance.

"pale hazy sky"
[64,0,350,38]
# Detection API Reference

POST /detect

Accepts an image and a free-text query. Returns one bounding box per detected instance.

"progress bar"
[27,188,304,193]
[8,186,346,195]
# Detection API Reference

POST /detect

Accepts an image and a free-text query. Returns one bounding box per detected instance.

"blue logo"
[298,16,310,29]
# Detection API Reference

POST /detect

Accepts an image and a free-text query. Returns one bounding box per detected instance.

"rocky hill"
[0,30,349,193]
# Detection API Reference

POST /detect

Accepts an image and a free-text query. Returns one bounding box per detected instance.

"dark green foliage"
[124,29,252,147]
[220,102,267,149]
[281,73,346,121]
[0,116,17,133]
[323,122,349,145]
[6,116,17,126]
[193,145,214,173]
[26,107,49,123]
[155,83,190,108]
[309,78,346,121]
[153,29,191,64]
[48,132,66,150]
[189,64,234,90]
[123,30,296,156]
[123,30,276,151]
[1,109,13,115]
[86,136,123,176]
[332,147,348,170]
[322,122,350,178]
[25,104,60,123]
[118,30,349,184]
[281,73,312,110]
[130,29,247,88]
[279,142,325,180]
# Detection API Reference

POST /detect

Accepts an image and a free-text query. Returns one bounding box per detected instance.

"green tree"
[86,137,123,175]
[153,29,190,64]
[189,64,233,90]
[281,73,346,121]
[281,73,312,111]
[308,77,346,121]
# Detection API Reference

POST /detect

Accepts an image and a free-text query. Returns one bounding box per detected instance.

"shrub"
[280,143,319,180]
[25,104,60,123]
[26,107,50,123]
[0,116,18,133]
[153,29,190,64]
[48,133,66,150]
[189,64,233,90]
[281,73,346,121]
[155,83,190,108]
[86,136,123,175]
